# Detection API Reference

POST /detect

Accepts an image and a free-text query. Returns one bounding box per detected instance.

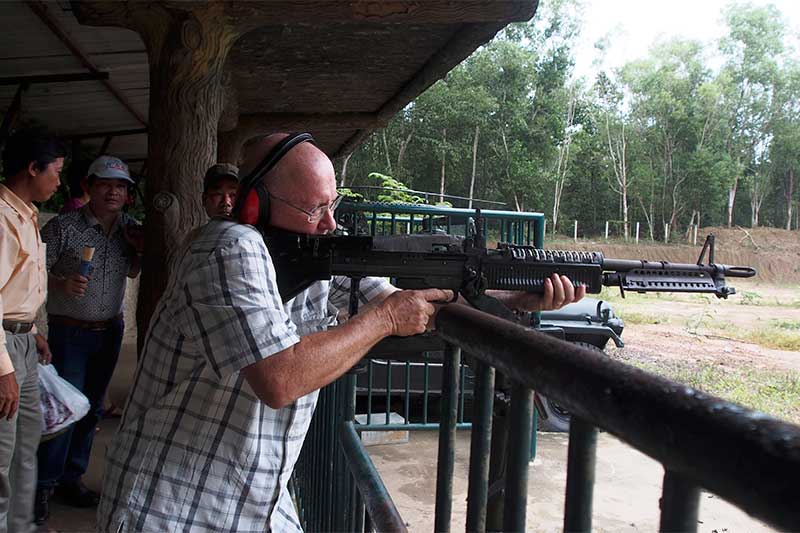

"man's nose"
[317,208,337,234]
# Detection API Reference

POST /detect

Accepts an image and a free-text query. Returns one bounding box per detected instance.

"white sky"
[570,0,800,81]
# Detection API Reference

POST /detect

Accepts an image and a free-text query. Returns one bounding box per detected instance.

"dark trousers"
[36,320,123,489]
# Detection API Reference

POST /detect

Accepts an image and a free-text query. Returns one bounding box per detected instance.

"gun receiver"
[264,229,756,314]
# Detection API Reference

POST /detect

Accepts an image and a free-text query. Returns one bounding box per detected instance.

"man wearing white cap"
[33,156,143,525]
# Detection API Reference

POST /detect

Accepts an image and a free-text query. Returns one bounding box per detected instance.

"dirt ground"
[604,279,800,374]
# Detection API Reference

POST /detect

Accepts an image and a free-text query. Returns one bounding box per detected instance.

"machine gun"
[264,225,756,321]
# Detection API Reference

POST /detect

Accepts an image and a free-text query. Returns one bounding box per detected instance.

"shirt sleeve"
[328,276,396,311]
[182,234,300,381]
[0,221,21,376]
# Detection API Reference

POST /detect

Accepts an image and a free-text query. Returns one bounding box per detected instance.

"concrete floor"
[38,422,775,532]
[370,431,775,532]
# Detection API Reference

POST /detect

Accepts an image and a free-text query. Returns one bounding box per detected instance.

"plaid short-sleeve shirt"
[98,221,391,533]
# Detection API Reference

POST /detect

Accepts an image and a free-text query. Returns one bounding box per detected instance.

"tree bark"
[138,11,237,346]
[73,3,240,347]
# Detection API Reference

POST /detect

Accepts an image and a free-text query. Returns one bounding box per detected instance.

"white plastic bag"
[38,363,90,436]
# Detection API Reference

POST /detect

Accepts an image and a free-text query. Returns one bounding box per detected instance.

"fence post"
[635,222,640,244]
[543,219,547,237]
[664,223,669,243]
[693,224,698,246]
[574,220,578,243]
[604,221,609,240]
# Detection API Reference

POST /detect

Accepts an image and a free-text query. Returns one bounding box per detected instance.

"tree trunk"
[381,129,393,175]
[339,152,353,187]
[468,125,479,209]
[439,128,447,204]
[786,167,795,231]
[136,10,238,347]
[396,131,413,175]
[727,176,738,228]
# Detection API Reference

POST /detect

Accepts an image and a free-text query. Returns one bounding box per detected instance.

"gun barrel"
[601,258,756,278]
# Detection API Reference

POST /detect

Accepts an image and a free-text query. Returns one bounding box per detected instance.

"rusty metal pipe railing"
[434,344,461,532]
[466,361,495,532]
[340,421,408,533]
[659,469,700,531]
[436,304,800,531]
[563,417,598,532]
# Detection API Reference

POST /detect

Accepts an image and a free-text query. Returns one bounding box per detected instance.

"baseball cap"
[88,155,134,184]
[203,163,239,192]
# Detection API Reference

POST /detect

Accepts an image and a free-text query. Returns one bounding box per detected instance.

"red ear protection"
[232,132,316,230]
[239,188,262,226]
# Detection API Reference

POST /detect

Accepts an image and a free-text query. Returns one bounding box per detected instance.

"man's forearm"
[241,305,392,409]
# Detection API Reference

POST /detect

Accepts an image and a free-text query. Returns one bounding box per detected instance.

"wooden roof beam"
[237,112,386,134]
[26,0,148,127]
[60,127,148,140]
[73,1,536,33]
[0,72,109,86]
[227,1,536,27]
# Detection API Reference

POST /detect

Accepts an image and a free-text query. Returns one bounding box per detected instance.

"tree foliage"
[342,1,800,236]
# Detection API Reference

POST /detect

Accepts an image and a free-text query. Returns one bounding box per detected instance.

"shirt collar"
[81,204,124,234]
[0,183,38,221]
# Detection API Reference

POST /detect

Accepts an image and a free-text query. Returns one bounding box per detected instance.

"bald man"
[97,134,583,532]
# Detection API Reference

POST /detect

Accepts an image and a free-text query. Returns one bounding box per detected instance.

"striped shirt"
[98,220,391,532]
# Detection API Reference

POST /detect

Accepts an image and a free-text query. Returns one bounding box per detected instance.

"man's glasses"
[269,192,343,223]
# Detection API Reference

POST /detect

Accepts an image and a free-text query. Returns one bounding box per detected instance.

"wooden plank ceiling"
[0,0,537,174]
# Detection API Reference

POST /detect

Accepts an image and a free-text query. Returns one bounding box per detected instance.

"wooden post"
[664,223,670,243]
[604,220,609,240]
[635,222,640,244]
[543,219,547,238]
[692,225,698,246]
[573,220,578,243]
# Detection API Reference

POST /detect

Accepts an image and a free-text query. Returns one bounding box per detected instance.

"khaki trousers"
[0,332,40,533]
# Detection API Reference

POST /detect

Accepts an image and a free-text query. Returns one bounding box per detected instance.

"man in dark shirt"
[34,156,143,525]
[201,163,239,218]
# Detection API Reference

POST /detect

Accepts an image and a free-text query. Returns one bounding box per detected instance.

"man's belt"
[49,314,123,331]
[2,321,34,334]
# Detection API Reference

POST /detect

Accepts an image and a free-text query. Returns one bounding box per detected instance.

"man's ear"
[27,161,39,177]
[80,176,89,194]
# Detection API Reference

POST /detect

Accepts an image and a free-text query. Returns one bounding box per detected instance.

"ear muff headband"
[233,132,316,227]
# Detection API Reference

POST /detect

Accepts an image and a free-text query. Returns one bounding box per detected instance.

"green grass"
[616,310,670,325]
[609,353,800,424]
[741,329,800,351]
[772,319,800,330]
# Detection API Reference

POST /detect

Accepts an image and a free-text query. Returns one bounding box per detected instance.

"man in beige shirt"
[0,131,65,533]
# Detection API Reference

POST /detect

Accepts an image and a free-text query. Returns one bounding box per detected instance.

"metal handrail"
[435,304,800,531]
[340,421,408,533]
